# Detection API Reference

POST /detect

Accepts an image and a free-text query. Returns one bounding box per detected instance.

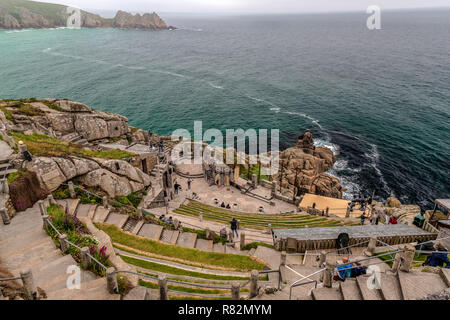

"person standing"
[230,217,239,239]
[187,178,192,190]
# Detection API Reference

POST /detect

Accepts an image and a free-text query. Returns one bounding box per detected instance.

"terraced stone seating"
[174,200,358,231]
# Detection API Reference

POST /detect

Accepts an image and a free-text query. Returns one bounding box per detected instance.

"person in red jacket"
[389,215,398,224]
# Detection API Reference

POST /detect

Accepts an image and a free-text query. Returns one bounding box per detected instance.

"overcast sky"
[38,0,450,14]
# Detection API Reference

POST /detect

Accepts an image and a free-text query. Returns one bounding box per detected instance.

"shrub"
[9,171,48,211]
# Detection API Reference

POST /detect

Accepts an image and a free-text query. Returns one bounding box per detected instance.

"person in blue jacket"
[424,242,450,268]
[336,257,352,281]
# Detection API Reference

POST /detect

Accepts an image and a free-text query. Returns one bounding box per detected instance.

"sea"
[1,9,449,209]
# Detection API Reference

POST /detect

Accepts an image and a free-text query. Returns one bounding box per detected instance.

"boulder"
[74,115,109,141]
[47,113,74,134]
[25,157,66,192]
[78,169,132,197]
[54,100,92,113]
[94,158,151,185]
[386,197,401,208]
[69,156,101,176]
[53,157,77,180]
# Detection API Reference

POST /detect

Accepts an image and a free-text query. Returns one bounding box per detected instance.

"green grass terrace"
[174,200,359,230]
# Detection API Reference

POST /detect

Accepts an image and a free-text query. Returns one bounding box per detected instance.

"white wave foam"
[270,107,281,113]
[208,82,224,89]
[314,139,340,155]
[365,143,393,196]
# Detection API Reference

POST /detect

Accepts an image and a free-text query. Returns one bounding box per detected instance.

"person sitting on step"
[226,204,231,209]
[167,216,173,224]
[219,227,227,239]
[221,202,226,208]
[423,242,450,268]
[334,257,352,281]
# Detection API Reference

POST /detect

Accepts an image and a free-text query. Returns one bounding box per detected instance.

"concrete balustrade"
[280,251,287,266]
[103,196,109,209]
[0,207,10,225]
[158,275,168,300]
[323,262,334,288]
[106,267,118,294]
[42,215,50,232]
[59,234,68,252]
[68,181,76,199]
[81,247,91,270]
[47,194,56,205]
[231,282,240,300]
[38,200,45,216]
[249,270,259,299]
[240,232,246,250]
[20,269,37,300]
[366,236,378,256]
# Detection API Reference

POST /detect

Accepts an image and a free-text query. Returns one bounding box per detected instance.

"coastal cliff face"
[0,0,169,30]
[278,131,345,198]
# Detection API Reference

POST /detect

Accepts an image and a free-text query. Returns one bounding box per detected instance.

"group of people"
[359,212,398,225]
[220,202,232,210]
[159,214,182,230]
[218,217,239,239]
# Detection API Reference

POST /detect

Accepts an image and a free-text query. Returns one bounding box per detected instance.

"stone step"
[123,218,138,232]
[160,229,180,244]
[0,162,11,170]
[93,206,110,223]
[138,224,164,240]
[75,203,93,218]
[176,232,198,248]
[105,212,128,229]
[339,279,362,300]
[87,205,98,220]
[0,228,49,259]
[0,168,17,177]
[440,268,450,287]
[311,286,343,300]
[56,199,80,215]
[132,220,144,234]
[213,243,226,253]
[6,240,59,272]
[379,273,403,300]
[356,275,382,300]
[46,278,120,300]
[195,239,214,252]
[398,271,448,300]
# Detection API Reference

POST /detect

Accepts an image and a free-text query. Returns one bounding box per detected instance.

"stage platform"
[273,224,438,252]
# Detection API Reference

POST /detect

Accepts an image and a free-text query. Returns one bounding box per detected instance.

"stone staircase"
[254,261,450,300]
[0,158,17,179]
[0,202,119,300]
[60,132,89,146]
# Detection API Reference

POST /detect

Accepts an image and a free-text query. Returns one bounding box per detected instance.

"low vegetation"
[11,132,136,159]
[174,200,358,230]
[96,224,267,271]
[46,204,110,276]
[120,255,251,281]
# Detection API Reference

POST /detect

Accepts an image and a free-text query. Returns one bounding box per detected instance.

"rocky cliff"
[0,98,155,197]
[278,131,345,198]
[0,0,170,30]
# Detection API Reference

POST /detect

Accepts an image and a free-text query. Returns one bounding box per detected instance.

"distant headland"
[0,0,174,30]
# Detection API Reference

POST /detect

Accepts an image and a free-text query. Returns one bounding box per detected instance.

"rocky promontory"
[278,131,344,198]
[0,0,171,30]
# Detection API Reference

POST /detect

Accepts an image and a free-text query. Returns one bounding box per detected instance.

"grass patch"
[11,132,136,159]
[120,255,252,281]
[97,223,266,271]
[242,242,275,251]
[7,169,27,184]
[138,279,232,296]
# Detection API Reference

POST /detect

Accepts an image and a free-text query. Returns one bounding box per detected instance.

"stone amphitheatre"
[1,99,449,301]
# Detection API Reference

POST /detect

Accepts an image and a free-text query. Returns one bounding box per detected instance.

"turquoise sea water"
[0,10,449,208]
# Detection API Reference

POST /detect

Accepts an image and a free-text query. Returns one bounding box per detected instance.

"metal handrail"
[290,280,317,299]
[287,266,326,300]
[0,276,22,282]
[46,213,107,270]
[259,269,282,290]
